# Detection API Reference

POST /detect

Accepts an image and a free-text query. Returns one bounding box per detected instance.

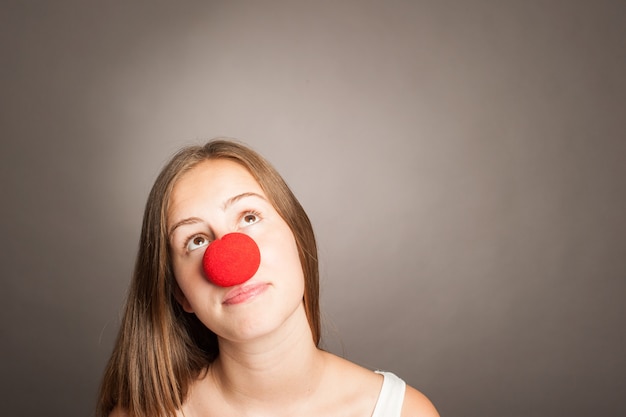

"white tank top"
[371,371,406,417]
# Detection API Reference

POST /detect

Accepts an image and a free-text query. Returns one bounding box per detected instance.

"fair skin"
[111,159,439,417]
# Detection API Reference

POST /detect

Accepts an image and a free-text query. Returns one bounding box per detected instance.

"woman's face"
[167,158,305,343]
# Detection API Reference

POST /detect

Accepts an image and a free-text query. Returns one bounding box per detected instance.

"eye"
[186,235,210,251]
[240,211,261,227]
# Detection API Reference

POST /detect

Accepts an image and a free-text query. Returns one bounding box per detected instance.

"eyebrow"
[168,217,205,239]
[221,192,267,211]
[168,192,267,239]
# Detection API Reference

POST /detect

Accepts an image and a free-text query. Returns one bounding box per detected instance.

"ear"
[173,283,194,313]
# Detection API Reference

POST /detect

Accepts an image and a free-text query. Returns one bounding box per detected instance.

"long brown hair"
[97,139,320,417]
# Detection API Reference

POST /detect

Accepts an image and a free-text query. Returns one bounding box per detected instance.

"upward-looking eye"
[240,211,261,227]
[186,235,210,251]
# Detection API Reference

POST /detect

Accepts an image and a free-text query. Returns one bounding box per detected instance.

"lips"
[222,282,269,305]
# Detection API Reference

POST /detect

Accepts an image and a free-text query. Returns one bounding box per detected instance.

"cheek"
[171,255,205,295]
[260,228,304,282]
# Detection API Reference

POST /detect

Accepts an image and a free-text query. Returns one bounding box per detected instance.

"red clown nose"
[202,233,261,287]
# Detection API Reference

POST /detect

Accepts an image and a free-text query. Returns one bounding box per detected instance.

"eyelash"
[241,210,262,225]
[180,210,262,252]
[182,233,210,252]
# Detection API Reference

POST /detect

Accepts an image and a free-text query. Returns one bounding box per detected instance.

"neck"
[209,304,326,406]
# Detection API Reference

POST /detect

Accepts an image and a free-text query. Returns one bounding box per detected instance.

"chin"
[217,300,306,345]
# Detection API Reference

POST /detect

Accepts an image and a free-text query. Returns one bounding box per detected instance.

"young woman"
[97,139,439,417]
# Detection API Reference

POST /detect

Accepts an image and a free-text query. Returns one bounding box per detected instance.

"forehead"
[180,158,259,189]
[168,158,265,212]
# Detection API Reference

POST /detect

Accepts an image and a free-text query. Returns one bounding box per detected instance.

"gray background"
[1,1,624,416]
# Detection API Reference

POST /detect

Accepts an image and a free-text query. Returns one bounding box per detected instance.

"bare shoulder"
[320,352,384,412]
[402,384,440,417]
[323,351,383,387]
[319,351,439,416]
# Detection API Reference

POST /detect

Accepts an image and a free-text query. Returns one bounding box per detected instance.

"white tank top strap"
[371,370,406,417]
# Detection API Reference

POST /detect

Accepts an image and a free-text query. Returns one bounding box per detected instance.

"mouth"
[222,282,270,305]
